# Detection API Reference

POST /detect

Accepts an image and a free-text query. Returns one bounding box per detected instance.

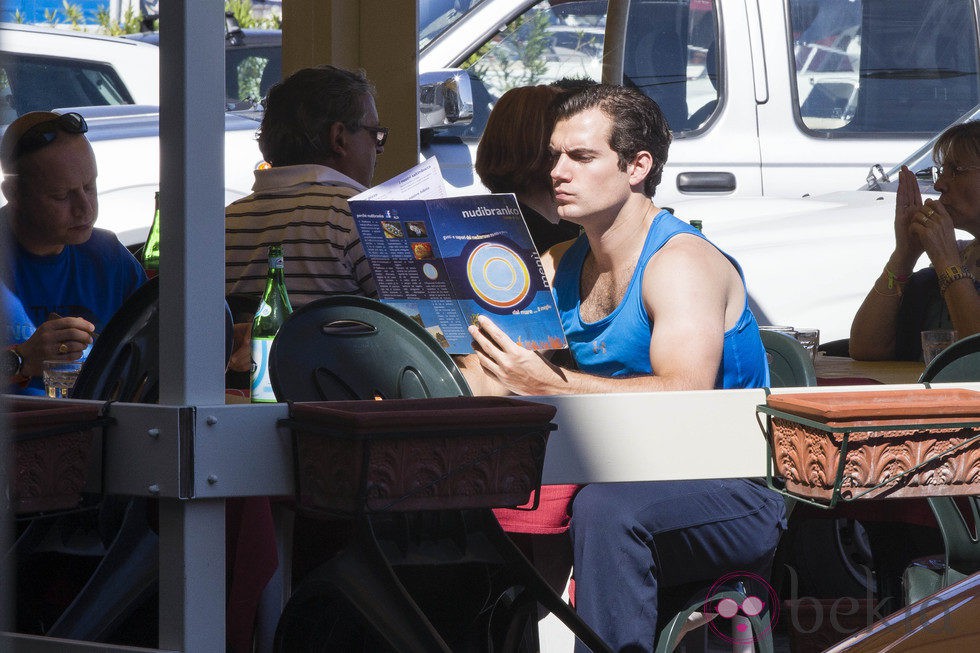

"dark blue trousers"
[570,479,786,652]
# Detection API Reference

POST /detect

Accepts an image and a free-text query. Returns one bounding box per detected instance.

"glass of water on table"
[43,359,84,398]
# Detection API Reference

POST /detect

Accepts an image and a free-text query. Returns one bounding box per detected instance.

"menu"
[349,159,566,355]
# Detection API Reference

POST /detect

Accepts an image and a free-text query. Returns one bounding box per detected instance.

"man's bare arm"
[468,235,731,395]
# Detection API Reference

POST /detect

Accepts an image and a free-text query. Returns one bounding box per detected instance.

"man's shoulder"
[82,227,129,252]
[647,232,729,278]
[228,174,360,215]
[76,229,142,274]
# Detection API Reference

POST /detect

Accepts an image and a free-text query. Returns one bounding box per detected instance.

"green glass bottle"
[250,244,293,402]
[141,191,161,270]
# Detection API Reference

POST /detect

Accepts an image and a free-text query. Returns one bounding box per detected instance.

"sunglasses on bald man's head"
[13,112,88,160]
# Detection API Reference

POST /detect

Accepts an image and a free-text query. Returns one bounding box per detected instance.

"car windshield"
[0,53,134,124]
[867,103,980,193]
[419,0,492,49]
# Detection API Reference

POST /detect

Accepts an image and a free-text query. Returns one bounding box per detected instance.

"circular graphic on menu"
[422,262,439,280]
[466,242,531,310]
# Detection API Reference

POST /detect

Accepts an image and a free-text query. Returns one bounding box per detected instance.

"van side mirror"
[418,69,473,130]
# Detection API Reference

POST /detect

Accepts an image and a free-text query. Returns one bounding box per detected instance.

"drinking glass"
[921,330,958,366]
[793,328,820,361]
[43,360,83,398]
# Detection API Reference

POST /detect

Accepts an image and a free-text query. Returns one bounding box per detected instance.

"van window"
[790,0,980,136]
[447,0,720,138]
[623,0,720,134]
[0,54,134,123]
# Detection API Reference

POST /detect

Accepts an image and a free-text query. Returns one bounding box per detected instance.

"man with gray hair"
[225,65,382,305]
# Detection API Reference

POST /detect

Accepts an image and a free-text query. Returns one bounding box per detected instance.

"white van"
[419,0,980,204]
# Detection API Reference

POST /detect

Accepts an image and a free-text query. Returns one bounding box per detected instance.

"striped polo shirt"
[225,164,378,307]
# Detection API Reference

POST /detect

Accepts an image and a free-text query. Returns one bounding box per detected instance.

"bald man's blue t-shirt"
[2,221,146,394]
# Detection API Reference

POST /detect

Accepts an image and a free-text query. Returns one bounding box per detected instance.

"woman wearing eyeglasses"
[850,120,980,361]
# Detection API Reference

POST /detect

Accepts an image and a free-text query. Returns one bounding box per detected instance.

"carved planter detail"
[762,389,980,503]
[287,397,554,514]
[8,399,104,514]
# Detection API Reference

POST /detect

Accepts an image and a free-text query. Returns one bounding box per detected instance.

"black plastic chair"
[268,296,610,652]
[760,329,817,388]
[919,332,980,383]
[817,338,851,358]
[21,277,235,642]
[269,295,469,402]
[71,276,162,403]
[903,333,980,605]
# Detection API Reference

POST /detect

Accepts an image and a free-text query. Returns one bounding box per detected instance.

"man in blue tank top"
[466,84,786,652]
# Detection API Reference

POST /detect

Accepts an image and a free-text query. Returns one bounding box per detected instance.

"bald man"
[1,111,146,394]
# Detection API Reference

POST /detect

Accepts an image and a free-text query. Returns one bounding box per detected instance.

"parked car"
[0,22,159,124]
[418,0,980,204]
[123,19,282,107]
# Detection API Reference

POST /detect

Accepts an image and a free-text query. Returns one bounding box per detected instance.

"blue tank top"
[553,210,769,389]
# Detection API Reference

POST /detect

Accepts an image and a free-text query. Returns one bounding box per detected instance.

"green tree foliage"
[466,11,551,95]
[225,0,280,30]
[33,2,279,36]
[94,4,143,36]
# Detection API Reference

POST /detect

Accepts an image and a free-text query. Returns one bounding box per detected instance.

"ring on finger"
[924,207,936,217]
[58,342,69,355]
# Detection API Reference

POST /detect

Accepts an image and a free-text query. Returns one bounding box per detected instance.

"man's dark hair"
[257,65,375,167]
[551,77,598,92]
[552,84,672,197]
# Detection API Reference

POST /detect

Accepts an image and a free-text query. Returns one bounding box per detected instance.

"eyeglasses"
[12,112,88,161]
[930,164,980,183]
[359,124,389,147]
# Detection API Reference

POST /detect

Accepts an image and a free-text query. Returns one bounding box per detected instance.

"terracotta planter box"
[285,397,554,514]
[8,398,106,514]
[759,389,980,505]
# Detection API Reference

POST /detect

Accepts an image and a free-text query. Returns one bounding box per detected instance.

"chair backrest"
[919,333,980,383]
[72,277,235,403]
[269,295,471,402]
[760,329,817,388]
[72,277,161,403]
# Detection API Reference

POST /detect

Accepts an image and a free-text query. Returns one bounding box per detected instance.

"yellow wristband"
[885,267,910,291]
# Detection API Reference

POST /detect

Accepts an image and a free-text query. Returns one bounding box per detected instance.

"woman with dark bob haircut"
[475,84,581,252]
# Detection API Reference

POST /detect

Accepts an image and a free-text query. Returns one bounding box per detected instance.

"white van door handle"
[676,172,737,193]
